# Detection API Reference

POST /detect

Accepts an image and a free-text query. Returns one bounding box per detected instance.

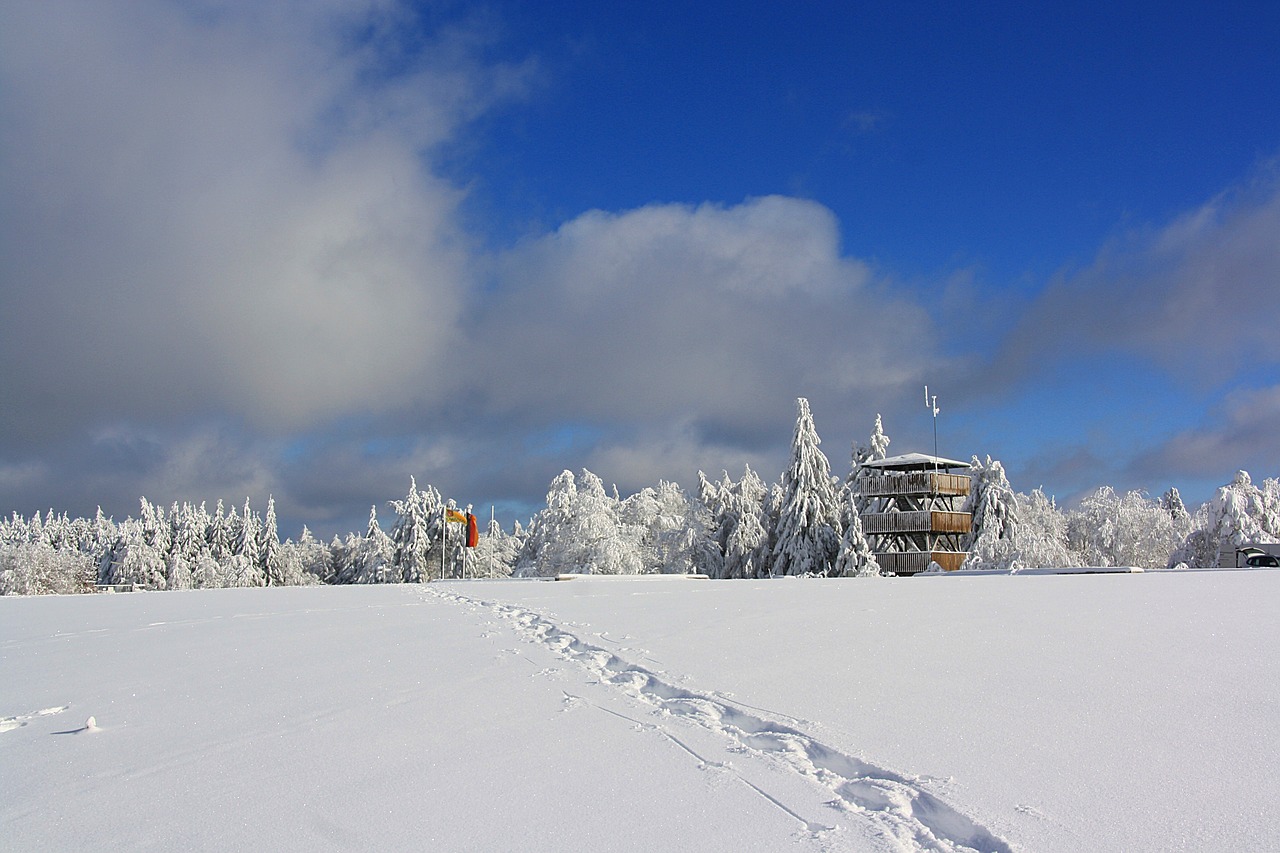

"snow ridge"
[0,704,71,733]
[425,586,1011,853]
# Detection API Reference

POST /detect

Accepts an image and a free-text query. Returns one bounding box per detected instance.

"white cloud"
[1129,384,1280,483]
[469,196,938,436]
[998,173,1280,385]
[0,1,528,440]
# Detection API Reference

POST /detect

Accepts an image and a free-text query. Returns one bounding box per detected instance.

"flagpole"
[440,505,446,582]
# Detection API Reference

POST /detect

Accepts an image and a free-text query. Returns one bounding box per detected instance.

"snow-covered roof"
[861,451,970,471]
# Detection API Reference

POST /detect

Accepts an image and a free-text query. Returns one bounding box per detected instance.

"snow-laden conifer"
[708,465,769,579]
[207,499,230,561]
[832,485,879,577]
[260,497,282,585]
[850,414,891,514]
[390,477,442,582]
[771,398,842,576]
[337,506,397,583]
[962,456,1021,571]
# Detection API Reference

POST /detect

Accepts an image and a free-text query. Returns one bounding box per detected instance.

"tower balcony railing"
[861,510,972,535]
[874,551,967,575]
[859,471,970,498]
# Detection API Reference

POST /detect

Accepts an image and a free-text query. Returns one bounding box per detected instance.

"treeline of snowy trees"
[3,399,1279,594]
[960,459,1280,572]
[0,478,519,595]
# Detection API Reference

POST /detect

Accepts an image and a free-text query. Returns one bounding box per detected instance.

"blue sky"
[2,0,1278,537]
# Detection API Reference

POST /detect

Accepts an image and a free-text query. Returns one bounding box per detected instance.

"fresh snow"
[3,570,1278,851]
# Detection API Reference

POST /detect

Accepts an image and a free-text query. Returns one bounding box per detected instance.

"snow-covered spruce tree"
[832,485,879,577]
[140,498,172,559]
[961,456,1021,571]
[728,466,770,579]
[868,413,891,461]
[103,519,168,589]
[278,526,332,584]
[165,552,194,591]
[259,496,283,585]
[850,414,891,514]
[692,472,729,578]
[207,499,230,562]
[389,477,443,582]
[306,528,339,583]
[337,506,397,584]
[699,466,768,579]
[222,499,264,587]
[771,398,842,576]
[166,502,206,589]
[1161,487,1190,524]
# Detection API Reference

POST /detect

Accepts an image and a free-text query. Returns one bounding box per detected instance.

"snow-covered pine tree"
[869,413,890,461]
[961,456,1021,571]
[207,499,230,562]
[708,465,769,579]
[771,398,842,576]
[338,506,397,583]
[850,414,891,514]
[259,496,282,585]
[1160,487,1189,524]
[832,485,879,577]
[282,526,333,584]
[139,498,171,557]
[104,519,167,589]
[223,498,264,587]
[389,477,442,582]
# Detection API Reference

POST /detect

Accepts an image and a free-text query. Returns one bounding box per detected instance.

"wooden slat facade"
[861,510,972,535]
[860,472,971,498]
[873,551,967,575]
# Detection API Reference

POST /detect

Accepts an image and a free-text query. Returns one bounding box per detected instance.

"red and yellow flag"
[445,509,467,524]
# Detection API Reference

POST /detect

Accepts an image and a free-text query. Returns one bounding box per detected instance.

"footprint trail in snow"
[423,586,1012,853]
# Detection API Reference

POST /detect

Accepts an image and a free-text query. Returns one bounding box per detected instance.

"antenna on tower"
[924,385,940,475]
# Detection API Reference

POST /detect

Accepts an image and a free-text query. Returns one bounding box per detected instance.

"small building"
[859,452,972,575]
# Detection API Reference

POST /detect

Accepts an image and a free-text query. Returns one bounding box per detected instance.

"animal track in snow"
[423,587,1011,853]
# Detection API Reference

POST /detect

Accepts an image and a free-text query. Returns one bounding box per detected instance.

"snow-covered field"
[3,570,1277,851]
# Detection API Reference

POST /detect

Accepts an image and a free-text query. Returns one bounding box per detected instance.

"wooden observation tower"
[858,453,972,575]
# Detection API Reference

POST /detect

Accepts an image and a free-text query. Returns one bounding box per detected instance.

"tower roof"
[861,452,970,471]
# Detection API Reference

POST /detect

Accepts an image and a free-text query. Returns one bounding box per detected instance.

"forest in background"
[3,399,1277,595]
